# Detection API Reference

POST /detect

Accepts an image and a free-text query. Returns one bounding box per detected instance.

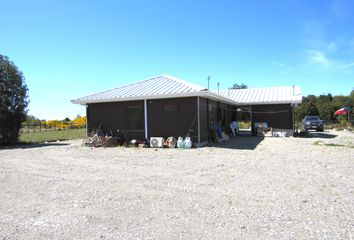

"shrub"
[0,55,28,144]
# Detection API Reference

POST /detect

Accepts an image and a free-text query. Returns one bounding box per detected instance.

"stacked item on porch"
[255,122,272,137]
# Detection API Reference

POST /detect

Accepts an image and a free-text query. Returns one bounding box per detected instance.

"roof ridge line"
[71,75,166,101]
[161,74,207,91]
[221,85,300,91]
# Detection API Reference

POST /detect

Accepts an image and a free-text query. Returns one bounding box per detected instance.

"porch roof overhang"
[71,90,239,106]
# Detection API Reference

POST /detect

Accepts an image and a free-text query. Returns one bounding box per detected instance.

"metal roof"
[71,75,209,105]
[216,86,302,105]
[72,75,302,105]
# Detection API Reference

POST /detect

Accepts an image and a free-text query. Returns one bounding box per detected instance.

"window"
[163,104,178,112]
[126,106,143,130]
[209,105,213,112]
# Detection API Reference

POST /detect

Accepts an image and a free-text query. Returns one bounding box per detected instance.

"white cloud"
[326,42,337,53]
[305,48,354,73]
[298,7,354,74]
[306,50,332,67]
[270,60,294,74]
[337,62,354,69]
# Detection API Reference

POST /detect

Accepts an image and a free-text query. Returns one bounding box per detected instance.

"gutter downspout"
[144,99,148,139]
[85,105,89,137]
[250,105,253,135]
[293,106,295,133]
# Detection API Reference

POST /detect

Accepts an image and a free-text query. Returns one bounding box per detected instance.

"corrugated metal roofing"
[71,75,302,105]
[216,86,302,105]
[71,75,207,104]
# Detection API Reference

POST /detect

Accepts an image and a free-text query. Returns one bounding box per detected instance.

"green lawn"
[19,128,86,143]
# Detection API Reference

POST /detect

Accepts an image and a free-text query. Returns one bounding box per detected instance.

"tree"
[350,90,354,121]
[231,83,248,89]
[307,103,319,116]
[295,96,319,122]
[295,91,354,125]
[23,115,41,126]
[0,55,28,144]
[317,94,333,122]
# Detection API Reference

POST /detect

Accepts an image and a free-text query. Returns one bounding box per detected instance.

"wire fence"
[20,122,86,134]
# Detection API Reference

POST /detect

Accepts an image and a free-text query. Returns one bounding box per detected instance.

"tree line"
[23,115,87,130]
[295,90,354,125]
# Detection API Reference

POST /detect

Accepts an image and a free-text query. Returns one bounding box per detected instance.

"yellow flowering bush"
[72,116,86,128]
[41,116,86,130]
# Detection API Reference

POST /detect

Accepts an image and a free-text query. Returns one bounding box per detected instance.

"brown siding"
[199,97,208,143]
[86,96,242,144]
[203,99,237,139]
[208,100,218,122]
[219,103,228,131]
[252,104,293,130]
[87,101,144,139]
[147,97,198,141]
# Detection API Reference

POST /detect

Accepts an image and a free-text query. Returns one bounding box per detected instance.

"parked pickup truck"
[302,116,324,132]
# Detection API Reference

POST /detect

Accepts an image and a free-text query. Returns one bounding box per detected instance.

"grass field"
[19,128,86,143]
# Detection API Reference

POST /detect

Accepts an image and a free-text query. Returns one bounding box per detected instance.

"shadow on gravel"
[211,136,264,150]
[0,142,70,150]
[296,131,337,139]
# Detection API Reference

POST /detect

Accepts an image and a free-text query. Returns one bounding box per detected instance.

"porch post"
[197,97,201,144]
[250,105,253,135]
[292,104,295,132]
[206,99,209,142]
[144,99,148,139]
[85,105,89,137]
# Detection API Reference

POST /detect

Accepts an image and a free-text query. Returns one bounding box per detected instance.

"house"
[217,86,302,136]
[71,75,302,146]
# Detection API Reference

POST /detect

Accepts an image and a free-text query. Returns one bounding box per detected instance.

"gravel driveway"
[0,131,353,239]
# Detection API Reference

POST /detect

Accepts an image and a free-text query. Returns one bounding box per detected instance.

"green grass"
[19,128,86,143]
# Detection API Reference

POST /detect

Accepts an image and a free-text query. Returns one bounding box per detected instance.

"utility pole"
[207,75,210,90]
[217,82,220,94]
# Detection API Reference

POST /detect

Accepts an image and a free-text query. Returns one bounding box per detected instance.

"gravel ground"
[0,131,353,239]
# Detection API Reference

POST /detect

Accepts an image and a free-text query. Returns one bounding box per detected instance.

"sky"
[1,0,354,120]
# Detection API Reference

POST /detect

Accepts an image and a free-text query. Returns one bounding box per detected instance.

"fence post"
[27,122,30,133]
[39,122,41,132]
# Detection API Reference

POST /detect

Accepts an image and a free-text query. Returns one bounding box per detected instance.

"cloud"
[337,62,354,69]
[298,5,354,74]
[326,42,337,53]
[305,48,354,73]
[270,61,294,74]
[306,50,332,67]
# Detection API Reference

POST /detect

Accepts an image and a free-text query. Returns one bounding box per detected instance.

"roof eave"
[71,92,204,105]
[71,90,240,105]
[198,91,239,105]
[236,99,302,106]
[71,92,302,106]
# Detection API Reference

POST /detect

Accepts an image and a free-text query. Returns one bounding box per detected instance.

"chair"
[229,121,239,138]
